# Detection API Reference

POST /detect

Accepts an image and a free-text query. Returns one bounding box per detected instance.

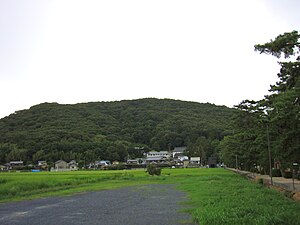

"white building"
[146,151,170,158]
[171,147,187,158]
[190,157,201,164]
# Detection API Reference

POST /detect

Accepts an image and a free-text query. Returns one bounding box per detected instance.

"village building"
[54,160,68,170]
[38,161,48,169]
[146,151,170,158]
[9,161,24,167]
[190,157,201,164]
[127,159,139,164]
[68,160,78,170]
[146,151,170,164]
[171,147,187,158]
[95,160,111,167]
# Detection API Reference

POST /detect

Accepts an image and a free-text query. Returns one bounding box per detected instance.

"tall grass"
[163,169,300,225]
[1,168,299,224]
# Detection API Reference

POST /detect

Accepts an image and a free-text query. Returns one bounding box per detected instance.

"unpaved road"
[0,184,194,225]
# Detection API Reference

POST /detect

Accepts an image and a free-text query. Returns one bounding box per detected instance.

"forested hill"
[0,98,236,163]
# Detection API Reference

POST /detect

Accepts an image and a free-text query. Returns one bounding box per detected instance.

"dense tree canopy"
[220,31,300,172]
[0,98,235,164]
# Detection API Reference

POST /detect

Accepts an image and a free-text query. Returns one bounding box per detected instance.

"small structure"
[146,151,169,164]
[127,158,145,165]
[9,161,24,168]
[112,161,119,165]
[146,151,170,159]
[208,157,217,168]
[0,165,6,171]
[127,159,139,164]
[4,163,11,170]
[171,147,187,158]
[95,160,111,168]
[68,160,78,171]
[190,157,201,164]
[54,160,68,170]
[146,157,167,164]
[178,156,189,162]
[38,161,48,170]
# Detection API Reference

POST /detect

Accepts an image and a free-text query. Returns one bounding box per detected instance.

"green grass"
[1,168,300,224]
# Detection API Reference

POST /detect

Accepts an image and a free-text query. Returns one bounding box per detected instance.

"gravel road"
[0,184,194,225]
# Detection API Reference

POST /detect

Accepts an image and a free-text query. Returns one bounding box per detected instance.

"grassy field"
[1,168,300,224]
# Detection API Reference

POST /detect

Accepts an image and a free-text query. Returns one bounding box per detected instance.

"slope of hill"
[0,98,236,163]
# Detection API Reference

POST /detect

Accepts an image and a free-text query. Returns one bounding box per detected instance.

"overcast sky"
[0,0,299,118]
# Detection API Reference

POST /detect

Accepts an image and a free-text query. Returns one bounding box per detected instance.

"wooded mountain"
[0,98,236,164]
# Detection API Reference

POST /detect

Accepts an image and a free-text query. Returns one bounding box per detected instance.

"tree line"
[220,31,300,173]
[0,98,235,164]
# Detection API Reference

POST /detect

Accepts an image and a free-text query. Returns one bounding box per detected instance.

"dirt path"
[227,168,300,192]
[0,184,194,225]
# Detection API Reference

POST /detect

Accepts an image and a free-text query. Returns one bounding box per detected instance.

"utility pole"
[235,154,238,170]
[266,124,273,185]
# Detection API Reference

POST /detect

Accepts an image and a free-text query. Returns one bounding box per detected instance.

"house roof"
[172,147,187,153]
[146,157,166,161]
[10,161,23,164]
[147,151,168,154]
[55,160,66,164]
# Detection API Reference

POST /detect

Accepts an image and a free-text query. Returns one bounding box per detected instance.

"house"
[146,151,170,164]
[190,157,201,164]
[127,158,145,165]
[38,161,48,169]
[38,161,47,166]
[0,165,6,171]
[178,155,189,162]
[68,160,78,171]
[9,161,24,167]
[127,159,139,164]
[4,163,11,170]
[95,160,111,167]
[112,161,119,165]
[171,147,187,158]
[146,157,167,164]
[146,151,170,158]
[54,160,68,169]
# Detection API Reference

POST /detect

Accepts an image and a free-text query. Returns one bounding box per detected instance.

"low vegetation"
[1,168,299,224]
[146,164,161,176]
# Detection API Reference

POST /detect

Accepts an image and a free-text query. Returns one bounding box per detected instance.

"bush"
[260,169,265,175]
[249,168,259,173]
[283,171,292,178]
[146,164,161,176]
[272,169,282,177]
[106,164,126,170]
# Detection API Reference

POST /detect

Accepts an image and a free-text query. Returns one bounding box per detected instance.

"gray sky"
[0,0,299,118]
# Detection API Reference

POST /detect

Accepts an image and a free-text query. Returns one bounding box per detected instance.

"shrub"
[272,169,282,177]
[260,169,265,175]
[283,171,292,178]
[106,164,126,170]
[249,168,259,173]
[146,164,161,176]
